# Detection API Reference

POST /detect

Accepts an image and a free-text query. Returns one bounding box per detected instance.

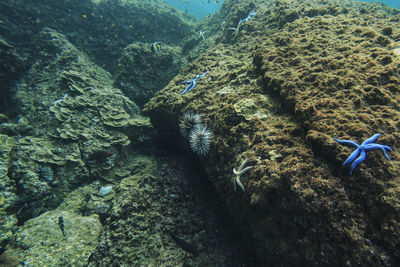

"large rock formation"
[1,0,400,265]
[144,0,400,265]
[0,26,149,253]
[114,42,184,107]
[0,0,196,73]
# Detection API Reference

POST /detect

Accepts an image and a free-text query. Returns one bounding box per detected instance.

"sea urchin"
[179,111,202,138]
[189,124,212,156]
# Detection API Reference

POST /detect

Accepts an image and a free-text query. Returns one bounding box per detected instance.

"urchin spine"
[189,124,212,156]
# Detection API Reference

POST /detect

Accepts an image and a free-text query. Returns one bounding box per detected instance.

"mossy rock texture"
[0,0,196,73]
[0,27,151,230]
[0,134,18,252]
[0,39,26,116]
[11,210,101,266]
[114,42,184,107]
[144,0,400,265]
[88,154,256,266]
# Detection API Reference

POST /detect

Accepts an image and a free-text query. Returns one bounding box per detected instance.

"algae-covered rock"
[0,0,196,73]
[0,38,25,116]
[1,27,152,226]
[233,95,274,120]
[0,134,19,252]
[11,210,101,266]
[114,42,185,107]
[144,0,400,265]
[88,154,256,266]
[7,136,87,223]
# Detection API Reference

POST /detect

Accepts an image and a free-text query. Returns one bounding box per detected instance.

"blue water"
[166,0,223,18]
[166,0,399,18]
[359,0,400,9]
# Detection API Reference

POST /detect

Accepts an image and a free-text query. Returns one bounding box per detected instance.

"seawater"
[166,0,223,18]
[165,0,399,18]
[359,0,400,9]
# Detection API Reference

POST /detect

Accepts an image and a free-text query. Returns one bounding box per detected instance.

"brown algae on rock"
[143,0,400,265]
[1,0,400,266]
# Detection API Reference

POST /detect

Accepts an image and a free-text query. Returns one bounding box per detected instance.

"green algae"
[12,210,101,266]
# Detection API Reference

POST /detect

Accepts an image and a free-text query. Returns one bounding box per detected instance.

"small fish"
[58,216,66,239]
[169,231,198,255]
[151,41,161,53]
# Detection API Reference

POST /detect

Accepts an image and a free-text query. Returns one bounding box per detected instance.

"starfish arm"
[349,149,366,175]
[181,82,193,95]
[199,71,208,77]
[381,147,392,160]
[334,138,360,148]
[240,166,253,175]
[238,158,248,172]
[342,147,361,167]
[236,176,245,191]
[188,80,196,92]
[361,133,381,146]
[364,144,393,160]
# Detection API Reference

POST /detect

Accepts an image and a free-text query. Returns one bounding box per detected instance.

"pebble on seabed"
[99,185,113,196]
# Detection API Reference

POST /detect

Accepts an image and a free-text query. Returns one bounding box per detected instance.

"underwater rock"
[1,27,153,227]
[0,0,196,73]
[233,95,274,120]
[144,0,400,265]
[114,42,185,107]
[394,45,400,57]
[88,154,255,266]
[10,210,101,266]
[99,185,113,196]
[0,134,19,252]
[0,38,26,116]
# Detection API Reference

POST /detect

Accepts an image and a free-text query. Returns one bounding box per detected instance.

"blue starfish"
[229,11,257,35]
[181,71,208,95]
[334,133,393,175]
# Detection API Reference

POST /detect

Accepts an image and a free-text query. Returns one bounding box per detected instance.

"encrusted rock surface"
[88,154,256,266]
[0,26,149,246]
[115,42,184,107]
[0,0,196,73]
[11,209,101,266]
[0,134,18,252]
[1,0,400,266]
[144,0,400,265]
[0,39,26,116]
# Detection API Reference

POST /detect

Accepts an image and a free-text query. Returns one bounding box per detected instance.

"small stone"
[99,185,113,196]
